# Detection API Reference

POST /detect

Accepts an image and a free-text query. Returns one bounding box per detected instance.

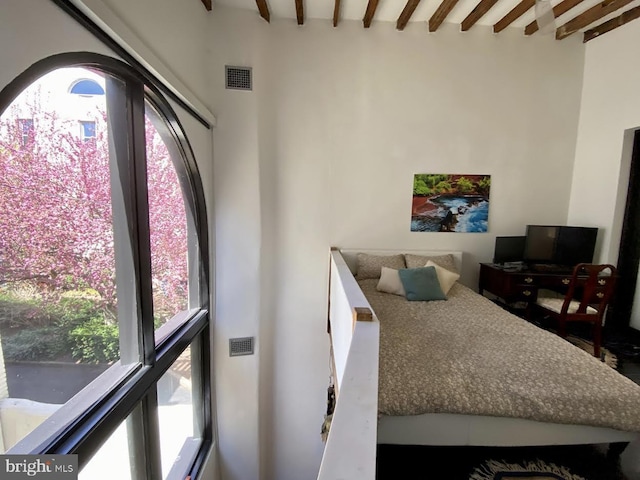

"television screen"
[523,225,559,263]
[555,226,598,266]
[523,225,598,266]
[493,236,526,264]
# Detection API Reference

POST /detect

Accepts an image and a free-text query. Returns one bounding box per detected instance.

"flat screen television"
[493,236,526,264]
[523,225,598,267]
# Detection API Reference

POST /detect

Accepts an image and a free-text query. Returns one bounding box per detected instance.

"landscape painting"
[410,174,491,232]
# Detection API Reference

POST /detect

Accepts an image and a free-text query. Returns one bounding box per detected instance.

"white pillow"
[376,267,406,296]
[425,260,460,295]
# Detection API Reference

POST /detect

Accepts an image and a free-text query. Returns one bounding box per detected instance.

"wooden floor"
[610,341,640,386]
[621,360,640,385]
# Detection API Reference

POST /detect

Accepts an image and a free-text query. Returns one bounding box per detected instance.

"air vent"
[225,66,252,91]
[229,337,255,356]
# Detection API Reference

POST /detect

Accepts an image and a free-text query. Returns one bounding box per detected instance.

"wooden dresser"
[478,263,614,306]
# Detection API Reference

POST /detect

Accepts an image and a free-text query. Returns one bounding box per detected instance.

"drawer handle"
[598,279,606,285]
[523,290,532,296]
[562,278,570,285]
[596,292,604,299]
[524,277,533,284]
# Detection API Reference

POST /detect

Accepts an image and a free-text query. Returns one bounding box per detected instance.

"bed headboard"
[337,248,463,275]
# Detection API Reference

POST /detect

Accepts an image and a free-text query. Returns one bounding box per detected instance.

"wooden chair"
[529,263,617,359]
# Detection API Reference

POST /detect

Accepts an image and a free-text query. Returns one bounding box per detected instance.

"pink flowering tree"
[146,116,189,319]
[0,92,188,323]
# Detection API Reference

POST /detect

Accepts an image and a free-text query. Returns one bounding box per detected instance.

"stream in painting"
[410,195,489,232]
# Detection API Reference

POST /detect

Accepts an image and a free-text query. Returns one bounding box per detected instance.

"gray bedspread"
[358,279,640,432]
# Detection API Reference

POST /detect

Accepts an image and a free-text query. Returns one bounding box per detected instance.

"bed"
[331,248,640,451]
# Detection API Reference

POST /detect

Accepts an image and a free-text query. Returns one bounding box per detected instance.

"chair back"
[560,263,617,319]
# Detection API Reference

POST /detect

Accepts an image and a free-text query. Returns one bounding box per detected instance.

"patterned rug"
[470,459,587,480]
[376,444,628,480]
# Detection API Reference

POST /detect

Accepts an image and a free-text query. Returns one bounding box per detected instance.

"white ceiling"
[213,0,640,35]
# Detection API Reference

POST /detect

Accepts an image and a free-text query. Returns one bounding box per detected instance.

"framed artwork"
[410,174,491,232]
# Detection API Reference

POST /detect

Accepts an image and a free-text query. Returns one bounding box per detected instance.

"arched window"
[0,53,210,480]
[69,78,105,95]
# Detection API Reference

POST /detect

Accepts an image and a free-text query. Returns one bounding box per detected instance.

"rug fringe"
[469,458,587,480]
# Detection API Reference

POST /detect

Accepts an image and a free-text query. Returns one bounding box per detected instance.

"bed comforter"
[358,279,640,432]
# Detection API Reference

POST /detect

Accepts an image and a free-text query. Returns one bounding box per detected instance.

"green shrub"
[1,327,68,361]
[53,297,105,328]
[69,318,119,364]
[0,290,119,364]
[0,293,50,329]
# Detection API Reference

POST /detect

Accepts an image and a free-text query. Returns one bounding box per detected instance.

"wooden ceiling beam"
[461,0,500,31]
[201,0,212,11]
[429,0,461,32]
[295,0,304,25]
[363,0,380,28]
[524,0,583,35]
[556,0,634,39]
[583,4,640,42]
[333,0,341,27]
[397,0,422,30]
[256,0,270,22]
[494,0,534,33]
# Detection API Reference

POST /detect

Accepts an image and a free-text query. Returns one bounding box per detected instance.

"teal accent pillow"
[398,266,447,302]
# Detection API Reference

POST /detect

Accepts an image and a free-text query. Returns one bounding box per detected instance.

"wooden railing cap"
[354,307,373,322]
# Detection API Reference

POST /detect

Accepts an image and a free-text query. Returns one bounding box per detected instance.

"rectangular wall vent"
[229,337,255,356]
[225,66,252,91]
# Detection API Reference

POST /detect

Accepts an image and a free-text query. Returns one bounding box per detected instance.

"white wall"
[85,0,211,109]
[569,20,640,330]
[0,1,113,90]
[208,8,266,480]
[209,7,585,479]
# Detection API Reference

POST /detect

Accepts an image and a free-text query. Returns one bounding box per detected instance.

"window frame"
[0,52,212,480]
[79,119,96,140]
[17,117,34,146]
[69,78,105,96]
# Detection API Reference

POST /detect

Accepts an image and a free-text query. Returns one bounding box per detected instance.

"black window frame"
[0,52,212,480]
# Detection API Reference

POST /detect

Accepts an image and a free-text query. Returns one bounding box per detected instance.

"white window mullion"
[126,392,162,480]
[105,75,142,366]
